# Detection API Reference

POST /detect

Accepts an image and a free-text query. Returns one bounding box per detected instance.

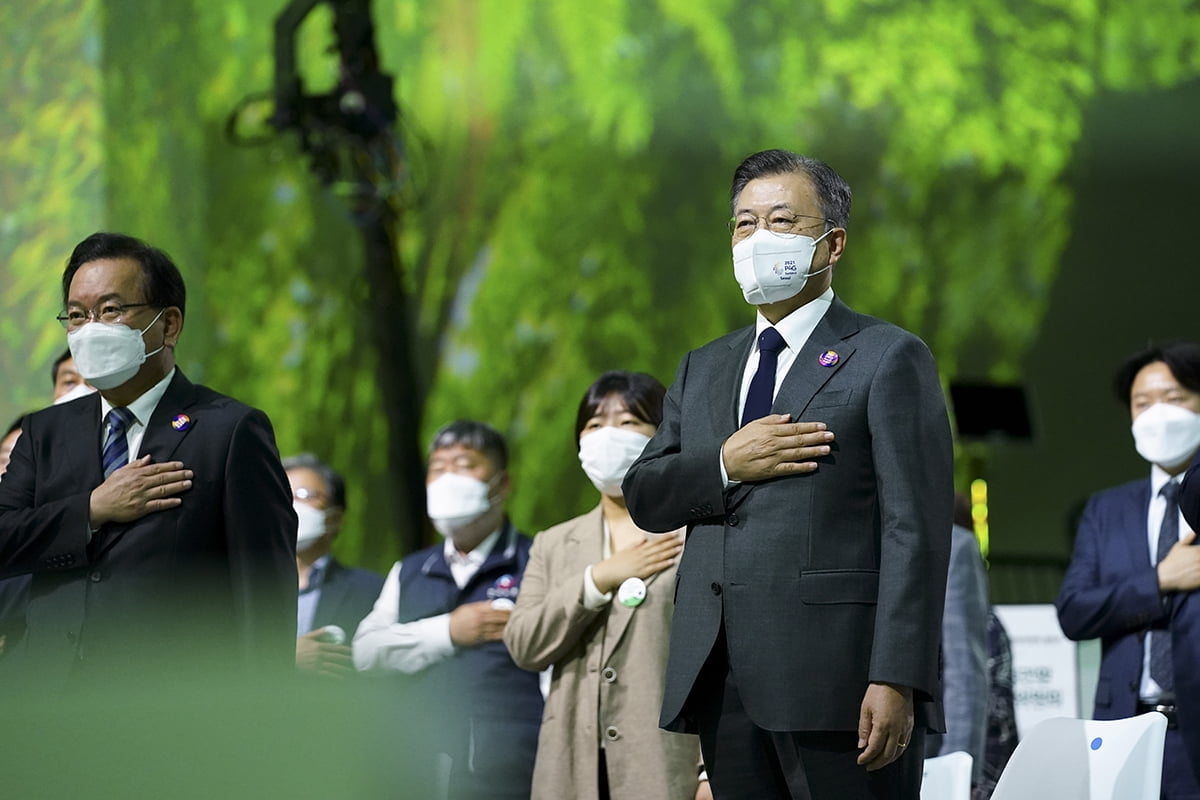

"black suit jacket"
[0,370,297,684]
[625,297,953,734]
[307,558,385,637]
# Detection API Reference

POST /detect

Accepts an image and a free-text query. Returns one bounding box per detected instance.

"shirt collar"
[99,367,177,427]
[1150,464,1181,497]
[443,525,504,568]
[300,554,333,594]
[754,287,834,352]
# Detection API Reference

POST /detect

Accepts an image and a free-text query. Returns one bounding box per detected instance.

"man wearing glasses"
[625,150,953,799]
[0,232,297,686]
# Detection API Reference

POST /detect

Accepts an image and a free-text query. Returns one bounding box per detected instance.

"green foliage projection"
[1,0,1198,569]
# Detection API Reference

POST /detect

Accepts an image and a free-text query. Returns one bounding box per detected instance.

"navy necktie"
[101,407,135,478]
[742,327,787,427]
[1151,479,1181,693]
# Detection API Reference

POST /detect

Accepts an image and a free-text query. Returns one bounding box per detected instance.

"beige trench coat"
[504,506,701,800]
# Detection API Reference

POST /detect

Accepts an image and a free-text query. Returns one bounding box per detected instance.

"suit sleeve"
[0,415,92,577]
[221,408,298,671]
[1056,494,1166,641]
[938,529,990,782]
[504,530,605,672]
[623,351,728,532]
[1182,459,1200,534]
[866,334,953,697]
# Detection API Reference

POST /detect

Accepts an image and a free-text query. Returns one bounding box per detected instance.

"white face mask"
[732,227,834,305]
[66,309,165,390]
[53,382,98,405]
[1131,403,1200,469]
[578,427,652,497]
[294,502,327,550]
[426,472,498,537]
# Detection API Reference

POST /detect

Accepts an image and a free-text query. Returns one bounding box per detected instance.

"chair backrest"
[989,712,1167,800]
[921,751,974,800]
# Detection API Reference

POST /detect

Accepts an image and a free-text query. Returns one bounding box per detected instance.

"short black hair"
[429,420,508,471]
[730,149,852,230]
[573,371,667,442]
[282,453,347,509]
[1113,341,1200,408]
[51,348,73,388]
[62,232,187,319]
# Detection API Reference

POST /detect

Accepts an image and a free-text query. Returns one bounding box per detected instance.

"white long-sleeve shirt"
[352,529,502,674]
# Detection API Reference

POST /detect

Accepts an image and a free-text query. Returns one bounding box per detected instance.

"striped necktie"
[102,407,135,478]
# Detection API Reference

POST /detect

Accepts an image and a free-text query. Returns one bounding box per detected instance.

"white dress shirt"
[1140,465,1191,701]
[720,288,835,486]
[98,367,176,462]
[352,527,503,674]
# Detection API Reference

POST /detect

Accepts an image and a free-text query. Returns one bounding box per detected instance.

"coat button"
[604,725,620,741]
[727,513,739,526]
[602,667,617,683]
[89,571,102,583]
[711,582,722,596]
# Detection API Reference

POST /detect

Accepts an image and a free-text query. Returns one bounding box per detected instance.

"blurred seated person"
[505,371,703,800]
[354,420,542,800]
[287,453,384,678]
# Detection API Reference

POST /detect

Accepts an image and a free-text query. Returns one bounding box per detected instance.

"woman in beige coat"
[505,371,706,800]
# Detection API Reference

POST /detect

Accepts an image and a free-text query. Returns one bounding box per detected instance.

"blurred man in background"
[287,453,383,677]
[354,420,542,800]
[1058,341,1200,800]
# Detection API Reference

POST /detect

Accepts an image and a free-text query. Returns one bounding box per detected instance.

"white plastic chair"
[990,712,1168,800]
[921,751,973,800]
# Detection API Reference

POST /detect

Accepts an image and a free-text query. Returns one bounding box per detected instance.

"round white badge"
[490,598,516,611]
[617,577,647,608]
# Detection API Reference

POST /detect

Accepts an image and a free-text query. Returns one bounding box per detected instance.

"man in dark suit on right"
[1059,341,1200,800]
[624,150,953,799]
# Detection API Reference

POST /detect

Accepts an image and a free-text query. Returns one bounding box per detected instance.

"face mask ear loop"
[802,228,837,280]
[139,308,168,360]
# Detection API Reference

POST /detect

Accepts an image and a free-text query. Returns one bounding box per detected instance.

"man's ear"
[161,307,184,349]
[825,228,847,266]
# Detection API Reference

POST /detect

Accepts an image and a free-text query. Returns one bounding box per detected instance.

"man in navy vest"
[354,420,542,800]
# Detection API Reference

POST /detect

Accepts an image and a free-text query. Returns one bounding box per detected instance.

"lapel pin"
[617,577,647,608]
[171,414,192,431]
[818,350,839,367]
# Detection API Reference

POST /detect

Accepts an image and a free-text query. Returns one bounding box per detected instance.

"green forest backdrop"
[2,0,1199,589]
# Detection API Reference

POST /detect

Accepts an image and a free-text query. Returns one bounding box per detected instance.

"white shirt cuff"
[582,565,613,610]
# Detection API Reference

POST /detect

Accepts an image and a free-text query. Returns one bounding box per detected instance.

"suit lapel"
[97,371,198,557]
[771,297,859,419]
[1119,481,1153,570]
[66,392,106,491]
[139,370,200,465]
[313,560,351,629]
[709,326,756,432]
[726,298,858,510]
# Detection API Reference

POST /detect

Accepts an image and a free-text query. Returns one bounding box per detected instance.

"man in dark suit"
[1058,341,1200,800]
[0,231,297,685]
[287,453,384,677]
[624,150,953,799]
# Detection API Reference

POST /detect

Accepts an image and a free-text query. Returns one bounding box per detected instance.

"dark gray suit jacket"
[624,296,953,734]
[0,370,297,684]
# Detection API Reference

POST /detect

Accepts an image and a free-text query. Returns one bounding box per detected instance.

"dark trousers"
[690,630,924,800]
[1163,727,1200,800]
